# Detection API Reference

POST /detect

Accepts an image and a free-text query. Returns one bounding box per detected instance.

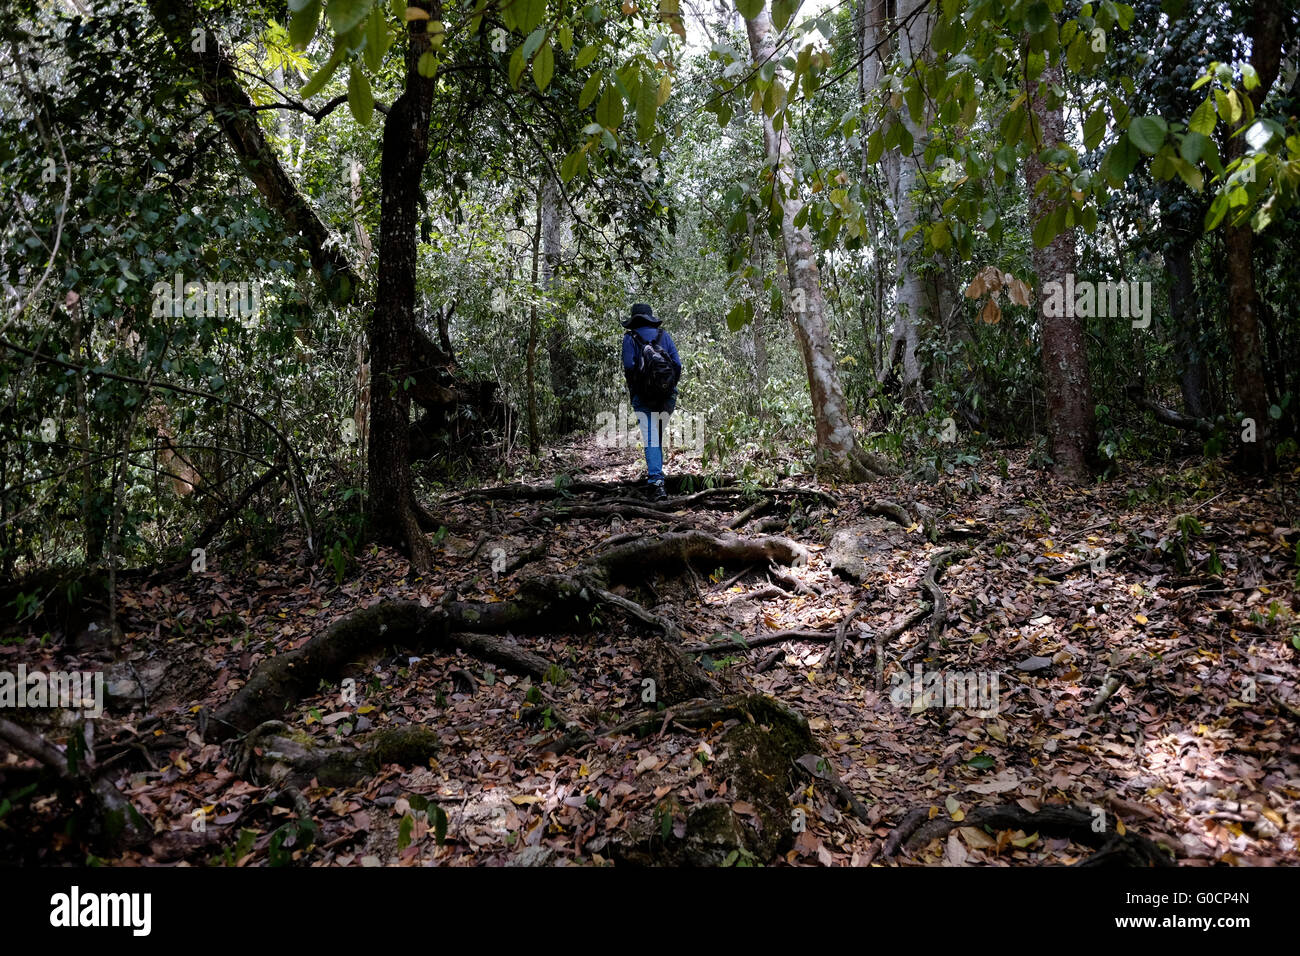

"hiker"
[621,302,682,500]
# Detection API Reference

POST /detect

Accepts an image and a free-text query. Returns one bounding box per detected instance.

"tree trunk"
[367,2,439,570]
[890,36,925,393]
[1222,220,1273,472]
[1026,60,1097,480]
[68,292,105,562]
[1167,236,1209,420]
[150,0,478,563]
[349,156,373,267]
[540,175,581,435]
[745,213,768,412]
[743,6,890,480]
[860,0,896,386]
[1220,0,1282,473]
[527,186,542,456]
[146,0,358,304]
[866,0,956,397]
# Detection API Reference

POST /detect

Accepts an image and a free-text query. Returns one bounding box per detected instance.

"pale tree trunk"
[890,0,926,391]
[1027,60,1096,480]
[540,175,581,435]
[349,156,373,266]
[863,0,956,395]
[745,212,768,411]
[527,186,542,456]
[540,174,563,294]
[744,6,891,479]
[859,0,897,385]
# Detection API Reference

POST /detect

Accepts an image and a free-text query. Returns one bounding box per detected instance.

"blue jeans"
[630,392,675,484]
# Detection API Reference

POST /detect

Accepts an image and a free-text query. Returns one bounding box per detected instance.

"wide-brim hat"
[622,302,662,328]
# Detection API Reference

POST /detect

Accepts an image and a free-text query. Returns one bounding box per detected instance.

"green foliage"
[0,782,38,822]
[1,0,1296,595]
[268,814,319,866]
[212,828,259,866]
[325,538,352,585]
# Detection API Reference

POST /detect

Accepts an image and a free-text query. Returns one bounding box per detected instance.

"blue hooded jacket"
[622,306,681,406]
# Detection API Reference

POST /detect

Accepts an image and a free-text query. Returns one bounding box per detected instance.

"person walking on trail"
[622,302,682,500]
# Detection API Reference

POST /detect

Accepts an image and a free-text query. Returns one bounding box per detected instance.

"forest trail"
[8,427,1296,866]
[5,0,1298,880]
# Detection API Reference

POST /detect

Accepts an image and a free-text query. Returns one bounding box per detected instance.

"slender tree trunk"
[1027,60,1096,480]
[350,156,373,267]
[367,1,438,570]
[152,0,470,565]
[147,0,358,304]
[745,213,768,411]
[527,186,542,457]
[743,6,890,479]
[860,0,896,386]
[1168,236,1208,419]
[540,176,580,435]
[862,0,925,390]
[67,292,105,563]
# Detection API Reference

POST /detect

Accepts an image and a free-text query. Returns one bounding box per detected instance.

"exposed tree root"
[831,597,872,672]
[542,693,813,757]
[590,587,682,641]
[231,719,441,787]
[443,478,689,504]
[546,503,707,526]
[210,530,812,739]
[729,497,774,529]
[725,585,786,606]
[891,802,1174,866]
[206,595,579,740]
[1044,544,1130,580]
[862,499,913,527]
[680,629,837,654]
[446,481,835,511]
[594,530,810,580]
[445,631,557,681]
[875,603,933,690]
[494,543,548,577]
[906,547,969,661]
[766,563,823,595]
[0,717,150,850]
[1086,674,1125,717]
[795,753,873,825]
[881,806,933,858]
[834,446,898,481]
[656,485,837,511]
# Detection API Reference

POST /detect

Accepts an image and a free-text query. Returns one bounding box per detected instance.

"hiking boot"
[648,480,668,501]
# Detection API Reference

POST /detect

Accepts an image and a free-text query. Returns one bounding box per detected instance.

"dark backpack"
[628,327,680,402]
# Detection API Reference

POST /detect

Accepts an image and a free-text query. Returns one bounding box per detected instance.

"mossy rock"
[824,518,901,582]
[717,695,816,860]
[682,801,754,865]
